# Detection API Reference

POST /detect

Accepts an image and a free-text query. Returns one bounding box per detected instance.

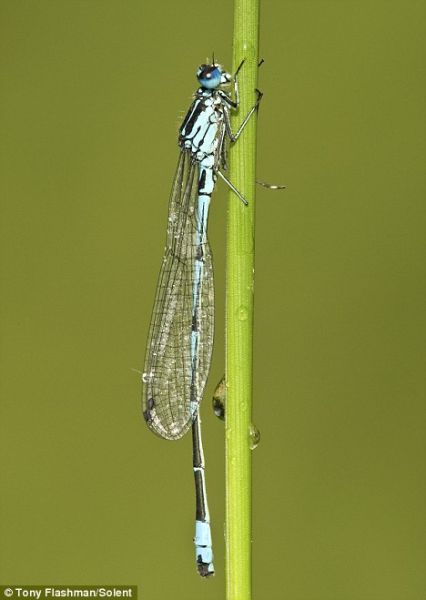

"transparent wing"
[142,151,214,440]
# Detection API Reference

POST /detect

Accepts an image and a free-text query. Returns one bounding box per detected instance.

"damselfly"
[142,59,281,577]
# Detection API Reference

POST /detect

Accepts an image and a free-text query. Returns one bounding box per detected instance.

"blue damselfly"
[142,59,281,577]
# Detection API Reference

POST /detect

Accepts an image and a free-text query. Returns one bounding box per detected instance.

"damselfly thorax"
[179,89,230,169]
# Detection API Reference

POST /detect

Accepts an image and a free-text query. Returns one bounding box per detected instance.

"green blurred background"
[0,1,424,598]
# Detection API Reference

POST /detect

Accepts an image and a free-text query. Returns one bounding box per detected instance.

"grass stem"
[225,1,260,598]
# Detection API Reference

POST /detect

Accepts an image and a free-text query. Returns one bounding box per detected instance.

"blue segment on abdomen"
[194,519,214,572]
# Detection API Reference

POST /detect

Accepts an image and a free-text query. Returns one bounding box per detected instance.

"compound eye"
[196,65,222,89]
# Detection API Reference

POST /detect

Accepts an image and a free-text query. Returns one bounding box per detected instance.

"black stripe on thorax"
[181,99,205,138]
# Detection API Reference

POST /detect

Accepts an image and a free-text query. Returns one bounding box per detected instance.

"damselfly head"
[197,63,231,89]
[196,64,222,89]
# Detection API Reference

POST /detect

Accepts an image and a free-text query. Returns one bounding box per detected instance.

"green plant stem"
[226,1,260,599]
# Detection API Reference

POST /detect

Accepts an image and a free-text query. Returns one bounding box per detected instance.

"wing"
[142,151,214,440]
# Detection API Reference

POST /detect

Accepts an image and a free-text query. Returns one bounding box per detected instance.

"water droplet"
[212,376,226,420]
[249,423,261,450]
[237,306,248,321]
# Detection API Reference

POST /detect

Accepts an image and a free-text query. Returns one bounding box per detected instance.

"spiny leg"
[256,179,287,190]
[224,89,263,143]
[217,170,249,205]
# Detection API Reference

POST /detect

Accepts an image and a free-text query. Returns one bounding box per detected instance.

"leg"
[224,89,263,143]
[232,58,263,108]
[232,59,245,108]
[225,58,258,110]
[218,170,249,205]
[256,179,287,190]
